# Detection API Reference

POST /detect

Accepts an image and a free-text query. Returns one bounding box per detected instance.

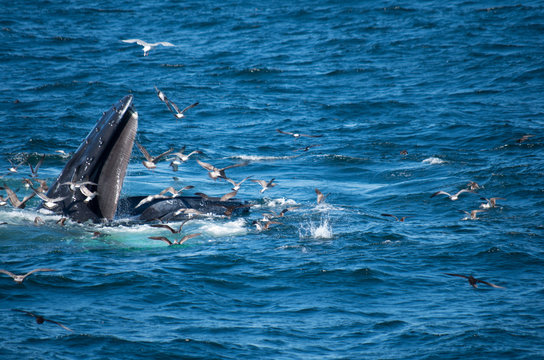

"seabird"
[263,206,299,220]
[135,141,173,170]
[12,309,73,332]
[61,180,97,192]
[34,216,45,225]
[516,134,534,143]
[381,213,409,222]
[196,159,248,181]
[221,203,253,217]
[0,195,7,206]
[466,181,481,191]
[135,185,194,208]
[34,191,68,210]
[151,219,190,234]
[226,176,252,191]
[276,129,323,139]
[169,146,202,171]
[122,39,175,56]
[480,197,505,209]
[294,144,321,152]
[173,208,203,217]
[445,273,504,288]
[460,209,486,220]
[400,150,408,155]
[29,155,45,178]
[169,100,199,120]
[315,188,329,204]
[252,178,276,193]
[148,232,201,246]
[431,189,474,201]
[252,220,282,231]
[1,183,36,209]
[0,268,57,284]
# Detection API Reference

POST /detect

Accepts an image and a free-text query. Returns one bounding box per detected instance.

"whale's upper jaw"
[43,95,138,222]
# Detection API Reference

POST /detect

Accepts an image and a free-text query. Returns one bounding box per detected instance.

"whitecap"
[422,157,445,165]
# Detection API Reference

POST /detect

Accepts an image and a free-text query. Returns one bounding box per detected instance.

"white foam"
[422,157,445,165]
[230,155,299,161]
[197,218,248,237]
[253,197,298,209]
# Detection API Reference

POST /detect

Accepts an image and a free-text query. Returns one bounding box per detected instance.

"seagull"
[0,195,7,206]
[61,180,97,192]
[445,273,504,288]
[480,197,505,209]
[55,150,70,158]
[169,146,202,171]
[24,178,49,193]
[294,144,321,152]
[381,213,409,222]
[252,220,282,231]
[516,134,534,143]
[154,86,175,112]
[34,191,68,210]
[226,176,252,192]
[400,150,408,156]
[29,155,45,178]
[34,216,45,225]
[431,189,474,201]
[0,268,57,284]
[460,209,486,220]
[252,178,276,193]
[221,203,253,217]
[135,185,194,208]
[7,160,23,173]
[79,184,98,203]
[12,309,73,332]
[151,219,190,234]
[276,129,323,139]
[220,190,239,202]
[1,183,36,209]
[56,217,67,226]
[135,141,173,169]
[466,181,481,191]
[169,100,199,120]
[263,206,299,220]
[148,233,201,246]
[196,159,248,180]
[315,188,329,204]
[122,39,175,56]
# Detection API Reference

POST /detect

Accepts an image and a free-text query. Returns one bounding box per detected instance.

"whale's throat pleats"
[97,111,138,220]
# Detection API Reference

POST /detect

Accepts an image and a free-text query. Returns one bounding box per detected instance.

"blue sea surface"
[1,1,543,359]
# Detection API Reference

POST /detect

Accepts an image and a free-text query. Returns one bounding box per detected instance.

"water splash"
[299,216,333,239]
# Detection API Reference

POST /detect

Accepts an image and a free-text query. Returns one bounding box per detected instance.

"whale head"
[43,95,138,222]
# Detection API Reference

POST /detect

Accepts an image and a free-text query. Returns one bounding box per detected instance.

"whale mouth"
[43,95,138,222]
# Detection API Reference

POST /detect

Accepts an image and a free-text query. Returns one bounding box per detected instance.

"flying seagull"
[276,129,323,139]
[135,141,173,170]
[0,268,57,284]
[431,189,474,201]
[122,39,175,56]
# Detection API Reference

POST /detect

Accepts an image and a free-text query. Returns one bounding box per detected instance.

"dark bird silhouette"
[381,213,409,222]
[151,219,190,234]
[445,273,504,288]
[12,309,73,332]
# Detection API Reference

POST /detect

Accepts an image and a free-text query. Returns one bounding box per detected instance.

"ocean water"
[1,1,543,359]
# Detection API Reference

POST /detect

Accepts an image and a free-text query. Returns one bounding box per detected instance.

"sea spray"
[299,215,333,240]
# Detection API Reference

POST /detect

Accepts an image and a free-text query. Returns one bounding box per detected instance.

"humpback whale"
[40,95,248,223]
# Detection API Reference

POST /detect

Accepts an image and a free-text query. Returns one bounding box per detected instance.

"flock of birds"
[1,38,536,332]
